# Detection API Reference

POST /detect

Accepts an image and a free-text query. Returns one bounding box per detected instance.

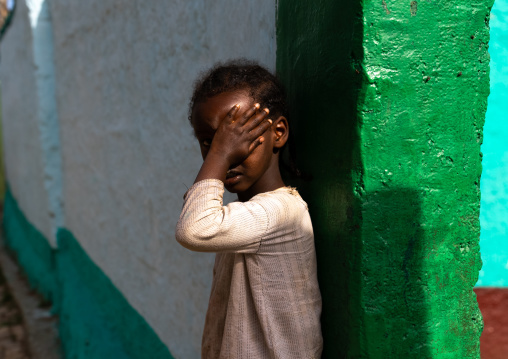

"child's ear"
[272,116,289,149]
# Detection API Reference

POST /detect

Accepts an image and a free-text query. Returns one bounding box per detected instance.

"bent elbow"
[175,219,220,252]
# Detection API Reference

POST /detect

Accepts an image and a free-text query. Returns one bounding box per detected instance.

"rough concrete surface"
[0,0,53,242]
[357,1,491,357]
[1,0,276,356]
[47,1,276,357]
[24,0,65,243]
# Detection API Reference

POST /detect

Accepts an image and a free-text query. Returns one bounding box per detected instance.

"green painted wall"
[277,0,492,357]
[277,1,364,356]
[2,188,174,359]
[0,95,5,202]
[3,186,58,301]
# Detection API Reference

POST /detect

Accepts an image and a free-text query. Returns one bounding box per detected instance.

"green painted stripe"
[56,229,174,359]
[0,99,5,202]
[3,186,58,302]
[3,187,174,359]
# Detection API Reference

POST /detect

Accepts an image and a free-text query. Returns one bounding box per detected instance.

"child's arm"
[176,179,269,253]
[176,103,273,253]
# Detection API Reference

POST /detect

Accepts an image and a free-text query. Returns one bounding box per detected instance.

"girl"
[176,60,323,359]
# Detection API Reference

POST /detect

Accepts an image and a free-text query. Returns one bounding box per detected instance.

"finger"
[248,136,265,153]
[244,107,270,131]
[224,104,240,124]
[237,103,260,126]
[249,118,272,139]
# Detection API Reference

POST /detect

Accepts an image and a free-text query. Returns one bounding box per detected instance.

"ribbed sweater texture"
[176,179,323,359]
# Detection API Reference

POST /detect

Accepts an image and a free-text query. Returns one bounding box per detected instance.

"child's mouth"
[226,170,241,179]
[225,170,242,187]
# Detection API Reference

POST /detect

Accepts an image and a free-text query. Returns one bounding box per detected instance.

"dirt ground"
[0,267,30,359]
[0,240,60,359]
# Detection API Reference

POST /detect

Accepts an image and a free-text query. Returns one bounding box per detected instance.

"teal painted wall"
[56,229,174,359]
[0,97,6,202]
[3,186,58,302]
[478,0,508,287]
[277,0,492,357]
[3,188,174,359]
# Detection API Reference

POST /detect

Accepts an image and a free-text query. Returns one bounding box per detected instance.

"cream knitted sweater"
[176,179,323,359]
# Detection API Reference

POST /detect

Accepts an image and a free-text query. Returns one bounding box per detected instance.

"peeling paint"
[382,0,390,15]
[411,1,418,16]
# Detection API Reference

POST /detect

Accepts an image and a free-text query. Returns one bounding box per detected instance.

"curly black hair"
[189,59,288,123]
[189,59,302,178]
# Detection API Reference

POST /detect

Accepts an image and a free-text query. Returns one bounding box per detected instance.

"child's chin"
[224,181,249,194]
[224,175,245,192]
[224,184,241,194]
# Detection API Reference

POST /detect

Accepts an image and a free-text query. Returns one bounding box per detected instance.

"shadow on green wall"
[362,189,430,357]
[277,2,432,357]
[277,1,366,356]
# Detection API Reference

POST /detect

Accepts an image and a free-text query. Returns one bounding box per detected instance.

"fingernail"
[264,108,270,114]
[254,103,260,109]
[235,104,240,109]
[268,119,273,124]
[259,137,265,143]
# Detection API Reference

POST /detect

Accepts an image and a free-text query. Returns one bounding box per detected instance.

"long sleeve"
[175,179,269,253]
[176,179,323,358]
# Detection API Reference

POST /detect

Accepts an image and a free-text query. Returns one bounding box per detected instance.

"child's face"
[191,91,282,197]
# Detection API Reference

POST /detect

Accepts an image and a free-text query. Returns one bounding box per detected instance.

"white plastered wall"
[49,1,276,357]
[0,0,54,242]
